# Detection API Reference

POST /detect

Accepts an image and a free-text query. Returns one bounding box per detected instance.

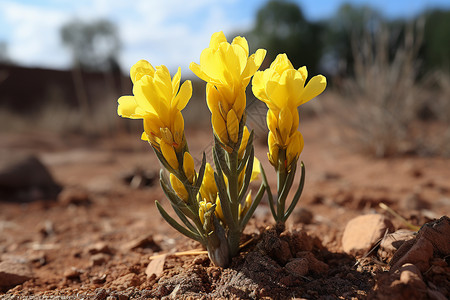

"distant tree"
[422,9,450,72]
[246,0,323,74]
[322,3,383,76]
[60,19,121,72]
[0,41,10,63]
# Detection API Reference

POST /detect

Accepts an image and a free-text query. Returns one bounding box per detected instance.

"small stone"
[342,214,394,256]
[59,188,91,206]
[88,242,113,255]
[0,260,34,289]
[390,216,450,272]
[398,263,427,290]
[285,258,309,277]
[64,267,82,280]
[122,235,160,252]
[378,229,416,261]
[111,273,141,289]
[91,253,110,266]
[292,208,314,225]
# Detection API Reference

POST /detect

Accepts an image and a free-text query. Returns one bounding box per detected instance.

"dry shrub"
[339,21,427,157]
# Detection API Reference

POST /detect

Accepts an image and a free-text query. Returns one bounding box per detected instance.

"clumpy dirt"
[0,116,449,299]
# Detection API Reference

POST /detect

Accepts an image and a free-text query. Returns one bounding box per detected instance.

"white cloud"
[0,0,255,75]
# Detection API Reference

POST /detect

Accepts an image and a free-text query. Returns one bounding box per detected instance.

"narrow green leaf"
[260,161,277,220]
[237,147,254,204]
[283,161,306,222]
[239,183,265,229]
[155,200,203,243]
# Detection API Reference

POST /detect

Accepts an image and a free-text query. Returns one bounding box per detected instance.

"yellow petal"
[231,89,246,121]
[278,107,293,146]
[143,113,165,139]
[238,126,250,159]
[183,152,196,183]
[160,140,179,170]
[270,53,294,75]
[130,60,155,84]
[171,67,181,96]
[268,131,279,167]
[250,157,261,181]
[226,109,239,144]
[266,109,279,136]
[206,84,220,115]
[172,110,185,149]
[173,80,192,111]
[160,127,174,145]
[286,131,304,167]
[189,62,212,83]
[298,75,327,106]
[215,197,225,223]
[212,112,228,144]
[117,96,145,119]
[231,36,249,57]
[170,173,189,202]
[209,31,227,49]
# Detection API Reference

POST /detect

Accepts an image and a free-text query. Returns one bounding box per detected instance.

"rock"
[0,153,61,202]
[88,242,113,255]
[111,273,141,289]
[390,216,450,272]
[378,229,416,262]
[285,258,309,277]
[296,251,329,274]
[90,253,110,266]
[122,235,161,252]
[398,263,426,290]
[0,261,34,290]
[292,207,314,225]
[64,267,82,280]
[58,188,91,206]
[146,254,167,278]
[342,214,394,256]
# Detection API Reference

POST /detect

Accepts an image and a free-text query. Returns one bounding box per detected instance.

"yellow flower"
[118,60,192,151]
[183,152,196,184]
[207,84,246,145]
[160,140,179,170]
[190,31,266,92]
[286,131,304,169]
[170,173,189,202]
[198,200,213,225]
[191,31,266,147]
[238,126,250,160]
[199,163,218,204]
[252,53,326,114]
[239,192,252,218]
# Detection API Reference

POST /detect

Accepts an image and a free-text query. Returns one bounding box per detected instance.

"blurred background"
[1,0,450,157]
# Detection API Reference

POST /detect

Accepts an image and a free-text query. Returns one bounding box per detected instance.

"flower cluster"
[117,31,326,267]
[253,54,326,222]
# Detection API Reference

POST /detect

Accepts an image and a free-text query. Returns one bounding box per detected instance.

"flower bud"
[170,173,189,202]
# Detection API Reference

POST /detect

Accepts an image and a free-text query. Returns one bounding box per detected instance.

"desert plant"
[340,20,425,157]
[117,31,326,267]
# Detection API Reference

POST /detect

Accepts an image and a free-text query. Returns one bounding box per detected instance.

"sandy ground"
[0,113,449,299]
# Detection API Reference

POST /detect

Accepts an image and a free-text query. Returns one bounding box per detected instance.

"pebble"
[88,242,113,255]
[341,214,394,256]
[378,229,416,261]
[285,258,309,277]
[0,260,34,289]
[90,253,110,266]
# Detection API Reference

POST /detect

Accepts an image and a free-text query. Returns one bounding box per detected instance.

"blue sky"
[0,0,449,76]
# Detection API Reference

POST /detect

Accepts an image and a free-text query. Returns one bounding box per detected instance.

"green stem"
[277,149,288,219]
[226,148,241,257]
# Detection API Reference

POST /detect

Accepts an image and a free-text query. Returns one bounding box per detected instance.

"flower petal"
[299,75,327,105]
[118,96,144,119]
[173,80,192,111]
